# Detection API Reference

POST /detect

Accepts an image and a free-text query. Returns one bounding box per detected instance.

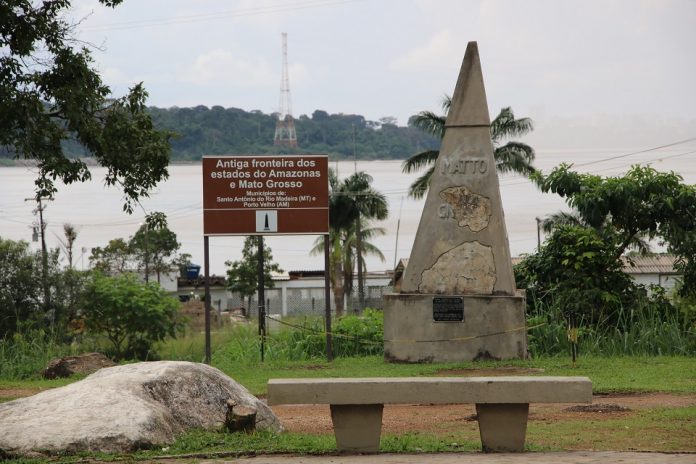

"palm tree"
[311,170,388,316]
[540,211,652,256]
[312,221,386,313]
[402,95,536,199]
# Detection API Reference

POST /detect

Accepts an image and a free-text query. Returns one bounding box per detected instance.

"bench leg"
[475,403,529,452]
[329,404,383,453]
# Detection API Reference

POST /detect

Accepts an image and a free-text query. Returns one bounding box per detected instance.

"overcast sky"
[69,0,696,152]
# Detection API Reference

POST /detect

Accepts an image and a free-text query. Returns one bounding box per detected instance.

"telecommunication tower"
[273,32,298,147]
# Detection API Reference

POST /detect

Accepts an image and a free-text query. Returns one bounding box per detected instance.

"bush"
[81,273,182,361]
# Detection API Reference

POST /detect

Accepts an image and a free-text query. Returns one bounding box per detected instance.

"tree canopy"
[1,0,171,212]
[142,106,439,161]
[518,164,696,323]
[81,272,181,360]
[533,164,696,280]
[89,216,182,283]
[226,236,283,310]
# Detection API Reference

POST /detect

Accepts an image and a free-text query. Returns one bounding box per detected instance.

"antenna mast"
[274,32,298,147]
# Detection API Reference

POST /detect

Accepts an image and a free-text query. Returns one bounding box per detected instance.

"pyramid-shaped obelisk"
[401,42,515,296]
[383,42,526,362]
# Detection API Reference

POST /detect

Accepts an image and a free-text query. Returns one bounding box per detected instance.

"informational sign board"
[202,155,329,235]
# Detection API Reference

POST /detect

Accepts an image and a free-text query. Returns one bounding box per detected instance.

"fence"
[229,285,391,319]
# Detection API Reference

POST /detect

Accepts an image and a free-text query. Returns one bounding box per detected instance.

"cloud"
[389,30,460,71]
[288,62,309,87]
[180,48,275,87]
[100,66,135,86]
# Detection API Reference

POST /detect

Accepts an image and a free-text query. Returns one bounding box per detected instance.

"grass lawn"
[209,354,696,396]
[1,355,695,460]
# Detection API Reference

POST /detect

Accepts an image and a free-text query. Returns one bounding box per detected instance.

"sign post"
[202,155,330,362]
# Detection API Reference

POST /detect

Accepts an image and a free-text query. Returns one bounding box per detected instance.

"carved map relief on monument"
[418,241,497,294]
[438,186,491,231]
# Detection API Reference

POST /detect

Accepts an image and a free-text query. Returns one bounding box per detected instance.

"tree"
[88,214,183,283]
[533,164,696,266]
[55,223,81,323]
[81,272,181,360]
[0,238,42,338]
[313,170,388,315]
[1,0,172,213]
[55,224,78,269]
[515,225,638,325]
[226,237,283,312]
[89,238,132,275]
[311,220,386,312]
[130,222,180,284]
[518,164,696,322]
[540,211,652,255]
[0,236,88,339]
[402,96,536,198]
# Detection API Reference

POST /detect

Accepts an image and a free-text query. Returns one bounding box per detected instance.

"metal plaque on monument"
[383,42,527,362]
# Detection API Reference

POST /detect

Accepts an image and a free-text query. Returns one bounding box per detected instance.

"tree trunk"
[356,214,364,313]
[333,260,344,318]
[225,400,256,433]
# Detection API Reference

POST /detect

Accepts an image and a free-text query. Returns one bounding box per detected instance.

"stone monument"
[383,42,527,362]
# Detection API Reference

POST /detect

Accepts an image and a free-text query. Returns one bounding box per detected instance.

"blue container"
[186,264,201,279]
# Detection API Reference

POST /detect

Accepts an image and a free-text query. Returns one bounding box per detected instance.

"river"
[1,145,694,275]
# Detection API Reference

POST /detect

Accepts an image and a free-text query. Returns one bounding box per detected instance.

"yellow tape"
[266,315,546,346]
[385,323,546,344]
[567,327,579,344]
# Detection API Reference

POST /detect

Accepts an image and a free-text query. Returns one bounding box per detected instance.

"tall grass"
[210,311,384,365]
[2,299,693,382]
[0,330,87,379]
[527,294,696,357]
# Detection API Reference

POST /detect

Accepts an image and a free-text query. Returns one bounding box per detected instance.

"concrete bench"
[267,376,592,453]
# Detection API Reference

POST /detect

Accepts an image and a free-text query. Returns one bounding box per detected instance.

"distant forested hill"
[148,106,439,161]
[1,105,439,162]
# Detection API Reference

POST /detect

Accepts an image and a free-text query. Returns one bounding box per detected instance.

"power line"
[82,0,362,32]
[573,137,696,168]
[498,140,696,187]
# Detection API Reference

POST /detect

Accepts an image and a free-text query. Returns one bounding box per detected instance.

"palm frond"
[407,166,435,200]
[410,112,446,138]
[541,211,585,233]
[402,150,439,174]
[626,235,652,255]
[441,94,452,113]
[491,107,534,143]
[494,142,536,176]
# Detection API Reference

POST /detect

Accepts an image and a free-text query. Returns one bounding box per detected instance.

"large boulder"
[0,361,281,457]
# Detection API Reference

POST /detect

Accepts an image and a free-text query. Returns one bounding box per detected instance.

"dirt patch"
[564,403,631,413]
[0,388,44,402]
[271,392,696,435]
[4,386,695,434]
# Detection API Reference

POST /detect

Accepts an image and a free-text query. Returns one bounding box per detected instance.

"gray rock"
[0,361,281,457]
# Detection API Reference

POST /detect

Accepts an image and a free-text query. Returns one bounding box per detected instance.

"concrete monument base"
[383,293,527,363]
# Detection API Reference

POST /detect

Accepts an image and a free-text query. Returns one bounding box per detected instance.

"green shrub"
[331,308,383,357]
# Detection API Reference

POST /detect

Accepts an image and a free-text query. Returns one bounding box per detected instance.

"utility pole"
[257,236,266,361]
[27,197,52,328]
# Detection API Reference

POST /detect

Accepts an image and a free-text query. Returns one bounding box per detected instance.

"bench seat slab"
[267,376,592,405]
